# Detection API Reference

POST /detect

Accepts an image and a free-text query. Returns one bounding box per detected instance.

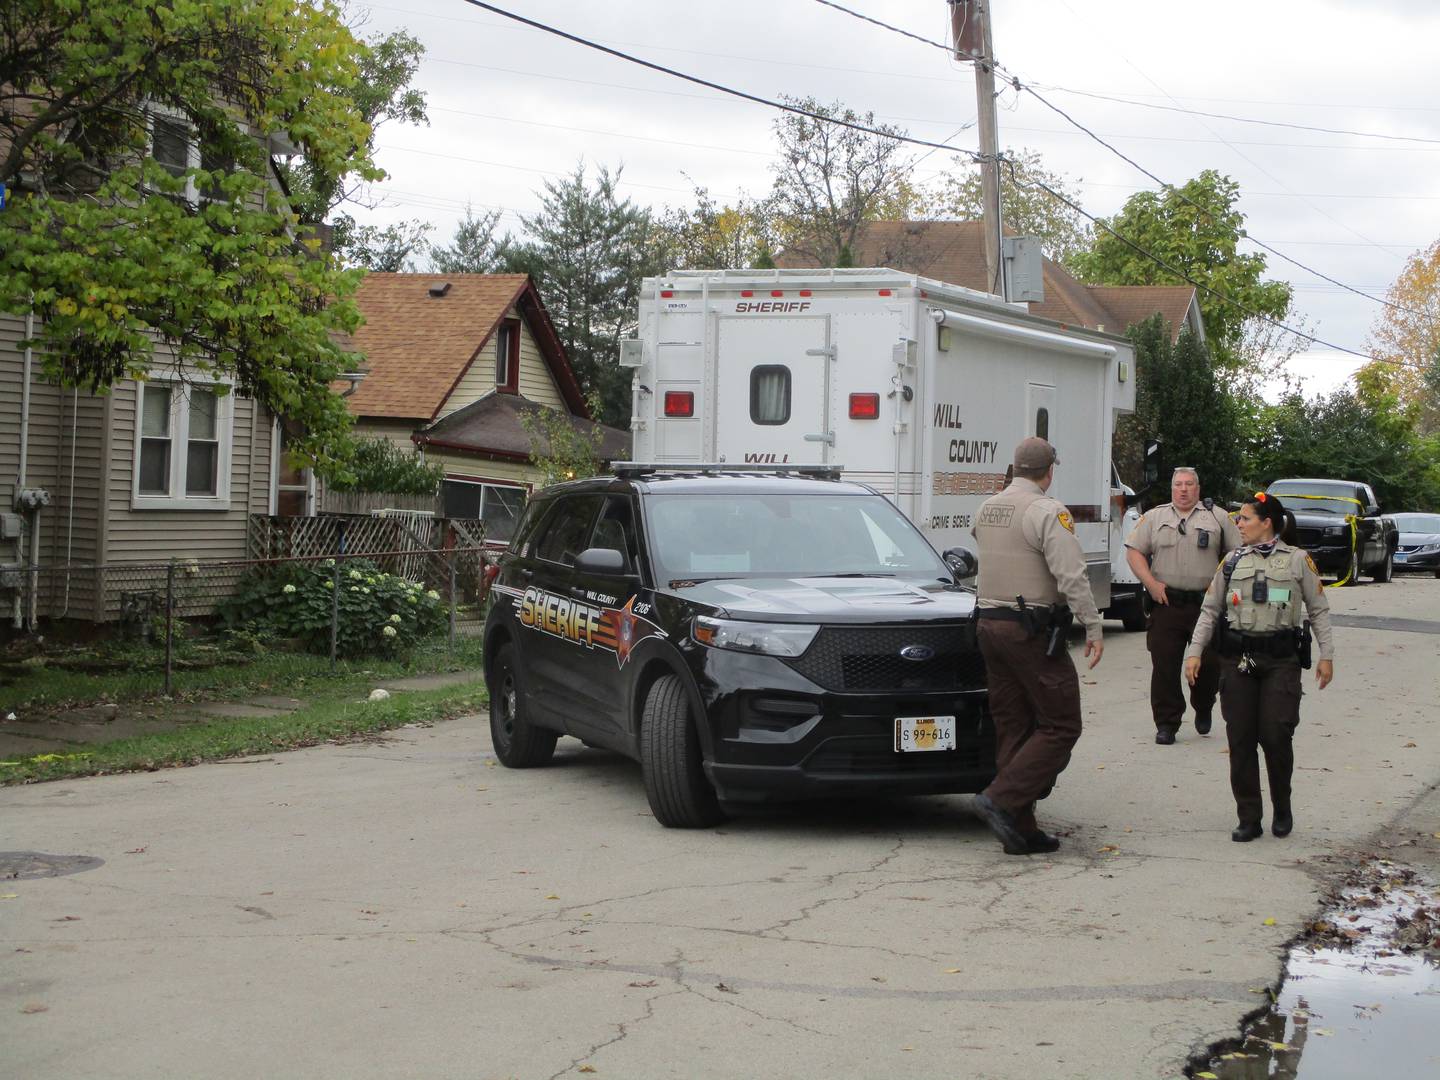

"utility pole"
[951,1,1005,298]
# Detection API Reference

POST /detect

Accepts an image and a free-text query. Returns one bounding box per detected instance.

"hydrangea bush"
[222,559,446,657]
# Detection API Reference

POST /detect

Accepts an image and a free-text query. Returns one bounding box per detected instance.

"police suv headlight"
[1324,526,1347,537]
[692,615,820,657]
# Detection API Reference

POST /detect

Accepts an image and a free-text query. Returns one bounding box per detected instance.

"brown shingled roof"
[776,220,1199,342]
[415,393,630,463]
[345,273,587,421]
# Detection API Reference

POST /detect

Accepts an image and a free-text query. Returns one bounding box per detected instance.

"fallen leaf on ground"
[125,847,146,855]
[21,1003,48,1014]
[0,894,18,901]
[944,968,962,974]
[545,894,560,900]
[1263,917,1276,926]
[1314,1028,1334,1036]
[716,981,738,994]
[578,1067,596,1074]
[628,980,657,988]
[1196,1072,1218,1079]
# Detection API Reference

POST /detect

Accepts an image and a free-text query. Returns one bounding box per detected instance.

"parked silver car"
[1390,513,1440,576]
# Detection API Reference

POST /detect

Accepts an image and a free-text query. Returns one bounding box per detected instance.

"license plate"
[1394,552,1408,562]
[894,715,957,753]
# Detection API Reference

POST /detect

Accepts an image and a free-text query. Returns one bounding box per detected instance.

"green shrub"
[221,560,446,657]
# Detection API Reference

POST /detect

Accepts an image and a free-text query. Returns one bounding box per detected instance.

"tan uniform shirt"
[1186,540,1335,661]
[973,478,1103,643]
[1125,502,1243,591]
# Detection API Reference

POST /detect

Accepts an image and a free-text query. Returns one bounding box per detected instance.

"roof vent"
[428,281,452,298]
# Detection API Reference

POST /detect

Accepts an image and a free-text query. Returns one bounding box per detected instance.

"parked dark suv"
[481,465,994,828]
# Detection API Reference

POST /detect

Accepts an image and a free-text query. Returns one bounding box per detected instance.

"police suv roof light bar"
[611,462,845,481]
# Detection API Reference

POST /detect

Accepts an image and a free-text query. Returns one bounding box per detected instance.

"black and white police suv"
[481,464,994,828]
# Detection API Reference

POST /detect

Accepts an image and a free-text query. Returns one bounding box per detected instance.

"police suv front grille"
[784,624,986,692]
[805,737,990,774]
[1293,526,1334,547]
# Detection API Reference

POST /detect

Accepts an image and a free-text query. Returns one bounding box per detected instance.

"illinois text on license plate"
[894,715,957,752]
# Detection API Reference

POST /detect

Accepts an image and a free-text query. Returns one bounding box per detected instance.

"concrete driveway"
[4,578,1439,1079]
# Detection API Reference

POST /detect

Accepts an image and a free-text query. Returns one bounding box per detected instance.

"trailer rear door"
[714,316,832,464]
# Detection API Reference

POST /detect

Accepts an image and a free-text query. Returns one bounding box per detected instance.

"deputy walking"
[970,437,1103,856]
[1125,468,1242,743]
[1185,493,1334,842]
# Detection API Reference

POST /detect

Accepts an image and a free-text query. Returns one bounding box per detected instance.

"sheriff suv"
[481,465,993,828]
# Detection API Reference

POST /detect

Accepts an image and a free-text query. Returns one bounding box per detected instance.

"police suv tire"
[640,674,725,829]
[488,643,558,768]
[1371,551,1393,583]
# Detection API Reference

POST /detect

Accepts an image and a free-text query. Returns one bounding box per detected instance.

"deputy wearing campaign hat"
[968,437,1102,856]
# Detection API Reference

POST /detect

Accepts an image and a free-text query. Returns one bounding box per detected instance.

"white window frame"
[268,419,316,516]
[440,476,529,543]
[146,103,229,205]
[131,378,234,511]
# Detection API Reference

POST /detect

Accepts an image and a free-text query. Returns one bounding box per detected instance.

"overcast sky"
[348,0,1440,398]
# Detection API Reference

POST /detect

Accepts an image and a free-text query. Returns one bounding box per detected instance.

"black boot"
[1025,830,1061,854]
[1232,821,1264,843]
[1272,809,1293,838]
[1155,730,1176,745]
[1194,711,1212,736]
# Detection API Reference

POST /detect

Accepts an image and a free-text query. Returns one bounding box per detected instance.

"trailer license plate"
[894,716,956,752]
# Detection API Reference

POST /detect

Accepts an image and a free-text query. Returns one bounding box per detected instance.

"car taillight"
[849,393,880,419]
[664,391,694,417]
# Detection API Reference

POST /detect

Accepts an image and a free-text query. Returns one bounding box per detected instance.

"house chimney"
[428,281,452,298]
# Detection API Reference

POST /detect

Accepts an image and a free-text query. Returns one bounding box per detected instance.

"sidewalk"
[0,670,480,760]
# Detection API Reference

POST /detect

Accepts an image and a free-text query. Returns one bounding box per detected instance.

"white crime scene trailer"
[625,268,1138,609]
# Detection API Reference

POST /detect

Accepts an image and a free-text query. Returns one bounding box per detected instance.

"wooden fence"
[247,514,485,562]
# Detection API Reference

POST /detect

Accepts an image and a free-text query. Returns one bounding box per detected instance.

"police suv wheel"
[488,643,558,768]
[640,674,725,829]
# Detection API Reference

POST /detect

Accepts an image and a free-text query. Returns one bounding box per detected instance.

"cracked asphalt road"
[4,578,1439,1079]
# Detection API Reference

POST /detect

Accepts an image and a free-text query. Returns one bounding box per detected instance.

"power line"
[452,1,979,164]
[1029,83,1440,146]
[809,0,1424,321]
[1013,83,1428,320]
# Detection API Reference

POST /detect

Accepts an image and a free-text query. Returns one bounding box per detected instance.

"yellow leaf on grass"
[1268,1041,1291,1051]
[1197,1072,1218,1079]
[1263,917,1276,926]
[0,894,17,900]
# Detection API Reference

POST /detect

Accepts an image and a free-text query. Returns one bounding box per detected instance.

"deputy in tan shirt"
[968,437,1101,857]
[1125,467,1242,744]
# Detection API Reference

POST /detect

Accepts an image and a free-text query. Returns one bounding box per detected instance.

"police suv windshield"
[643,492,950,582]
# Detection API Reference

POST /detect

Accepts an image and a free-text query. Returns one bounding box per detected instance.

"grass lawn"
[0,677,489,785]
[2,636,486,716]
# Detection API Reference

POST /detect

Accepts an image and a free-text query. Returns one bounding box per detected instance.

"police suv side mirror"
[575,547,629,576]
[942,546,978,580]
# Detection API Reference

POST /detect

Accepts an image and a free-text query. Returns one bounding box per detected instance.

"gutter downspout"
[13,303,34,628]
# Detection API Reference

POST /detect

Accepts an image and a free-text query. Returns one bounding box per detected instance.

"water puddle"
[1193,860,1440,1079]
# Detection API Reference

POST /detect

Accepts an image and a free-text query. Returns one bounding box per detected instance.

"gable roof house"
[778,220,1204,343]
[345,273,629,544]
[1,115,307,627]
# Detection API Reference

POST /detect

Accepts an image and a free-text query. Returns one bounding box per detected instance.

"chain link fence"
[3,545,493,695]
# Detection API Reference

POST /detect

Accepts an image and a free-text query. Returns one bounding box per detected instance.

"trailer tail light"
[799,290,812,297]
[740,290,754,297]
[660,290,674,298]
[877,289,892,296]
[849,393,880,420]
[771,290,784,297]
[663,391,695,418]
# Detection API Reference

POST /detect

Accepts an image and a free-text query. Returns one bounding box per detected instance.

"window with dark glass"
[442,479,529,543]
[588,496,640,572]
[152,116,190,178]
[534,495,601,566]
[1035,407,1049,441]
[185,389,219,496]
[750,365,791,425]
[495,322,519,393]
[139,385,173,495]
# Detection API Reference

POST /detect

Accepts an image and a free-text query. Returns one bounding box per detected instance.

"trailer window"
[1035,407,1050,440]
[750,366,791,425]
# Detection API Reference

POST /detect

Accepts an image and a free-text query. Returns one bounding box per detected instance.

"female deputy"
[1184,493,1334,842]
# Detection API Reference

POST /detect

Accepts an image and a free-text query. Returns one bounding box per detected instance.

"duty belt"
[977,605,1052,622]
[1218,628,1301,660]
[1163,587,1207,606]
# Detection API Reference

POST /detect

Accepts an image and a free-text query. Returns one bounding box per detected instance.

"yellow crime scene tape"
[1269,492,1363,586]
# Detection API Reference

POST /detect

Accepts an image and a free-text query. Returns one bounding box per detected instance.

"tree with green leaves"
[507,163,661,427]
[1116,315,1244,505]
[1365,237,1440,434]
[922,148,1092,267]
[1071,170,1293,370]
[768,96,914,266]
[1,0,380,476]
[326,436,442,496]
[429,204,515,275]
[331,216,433,272]
[654,185,776,271]
[518,394,609,488]
[1247,366,1440,512]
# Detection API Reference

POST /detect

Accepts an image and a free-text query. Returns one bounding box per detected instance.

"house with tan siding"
[346,274,628,544]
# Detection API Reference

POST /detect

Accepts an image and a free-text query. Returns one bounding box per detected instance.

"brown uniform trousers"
[1147,598,1220,734]
[1218,656,1302,825]
[977,619,1083,833]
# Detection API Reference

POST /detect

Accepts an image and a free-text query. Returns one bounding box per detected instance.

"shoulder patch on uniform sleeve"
[1057,510,1075,533]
